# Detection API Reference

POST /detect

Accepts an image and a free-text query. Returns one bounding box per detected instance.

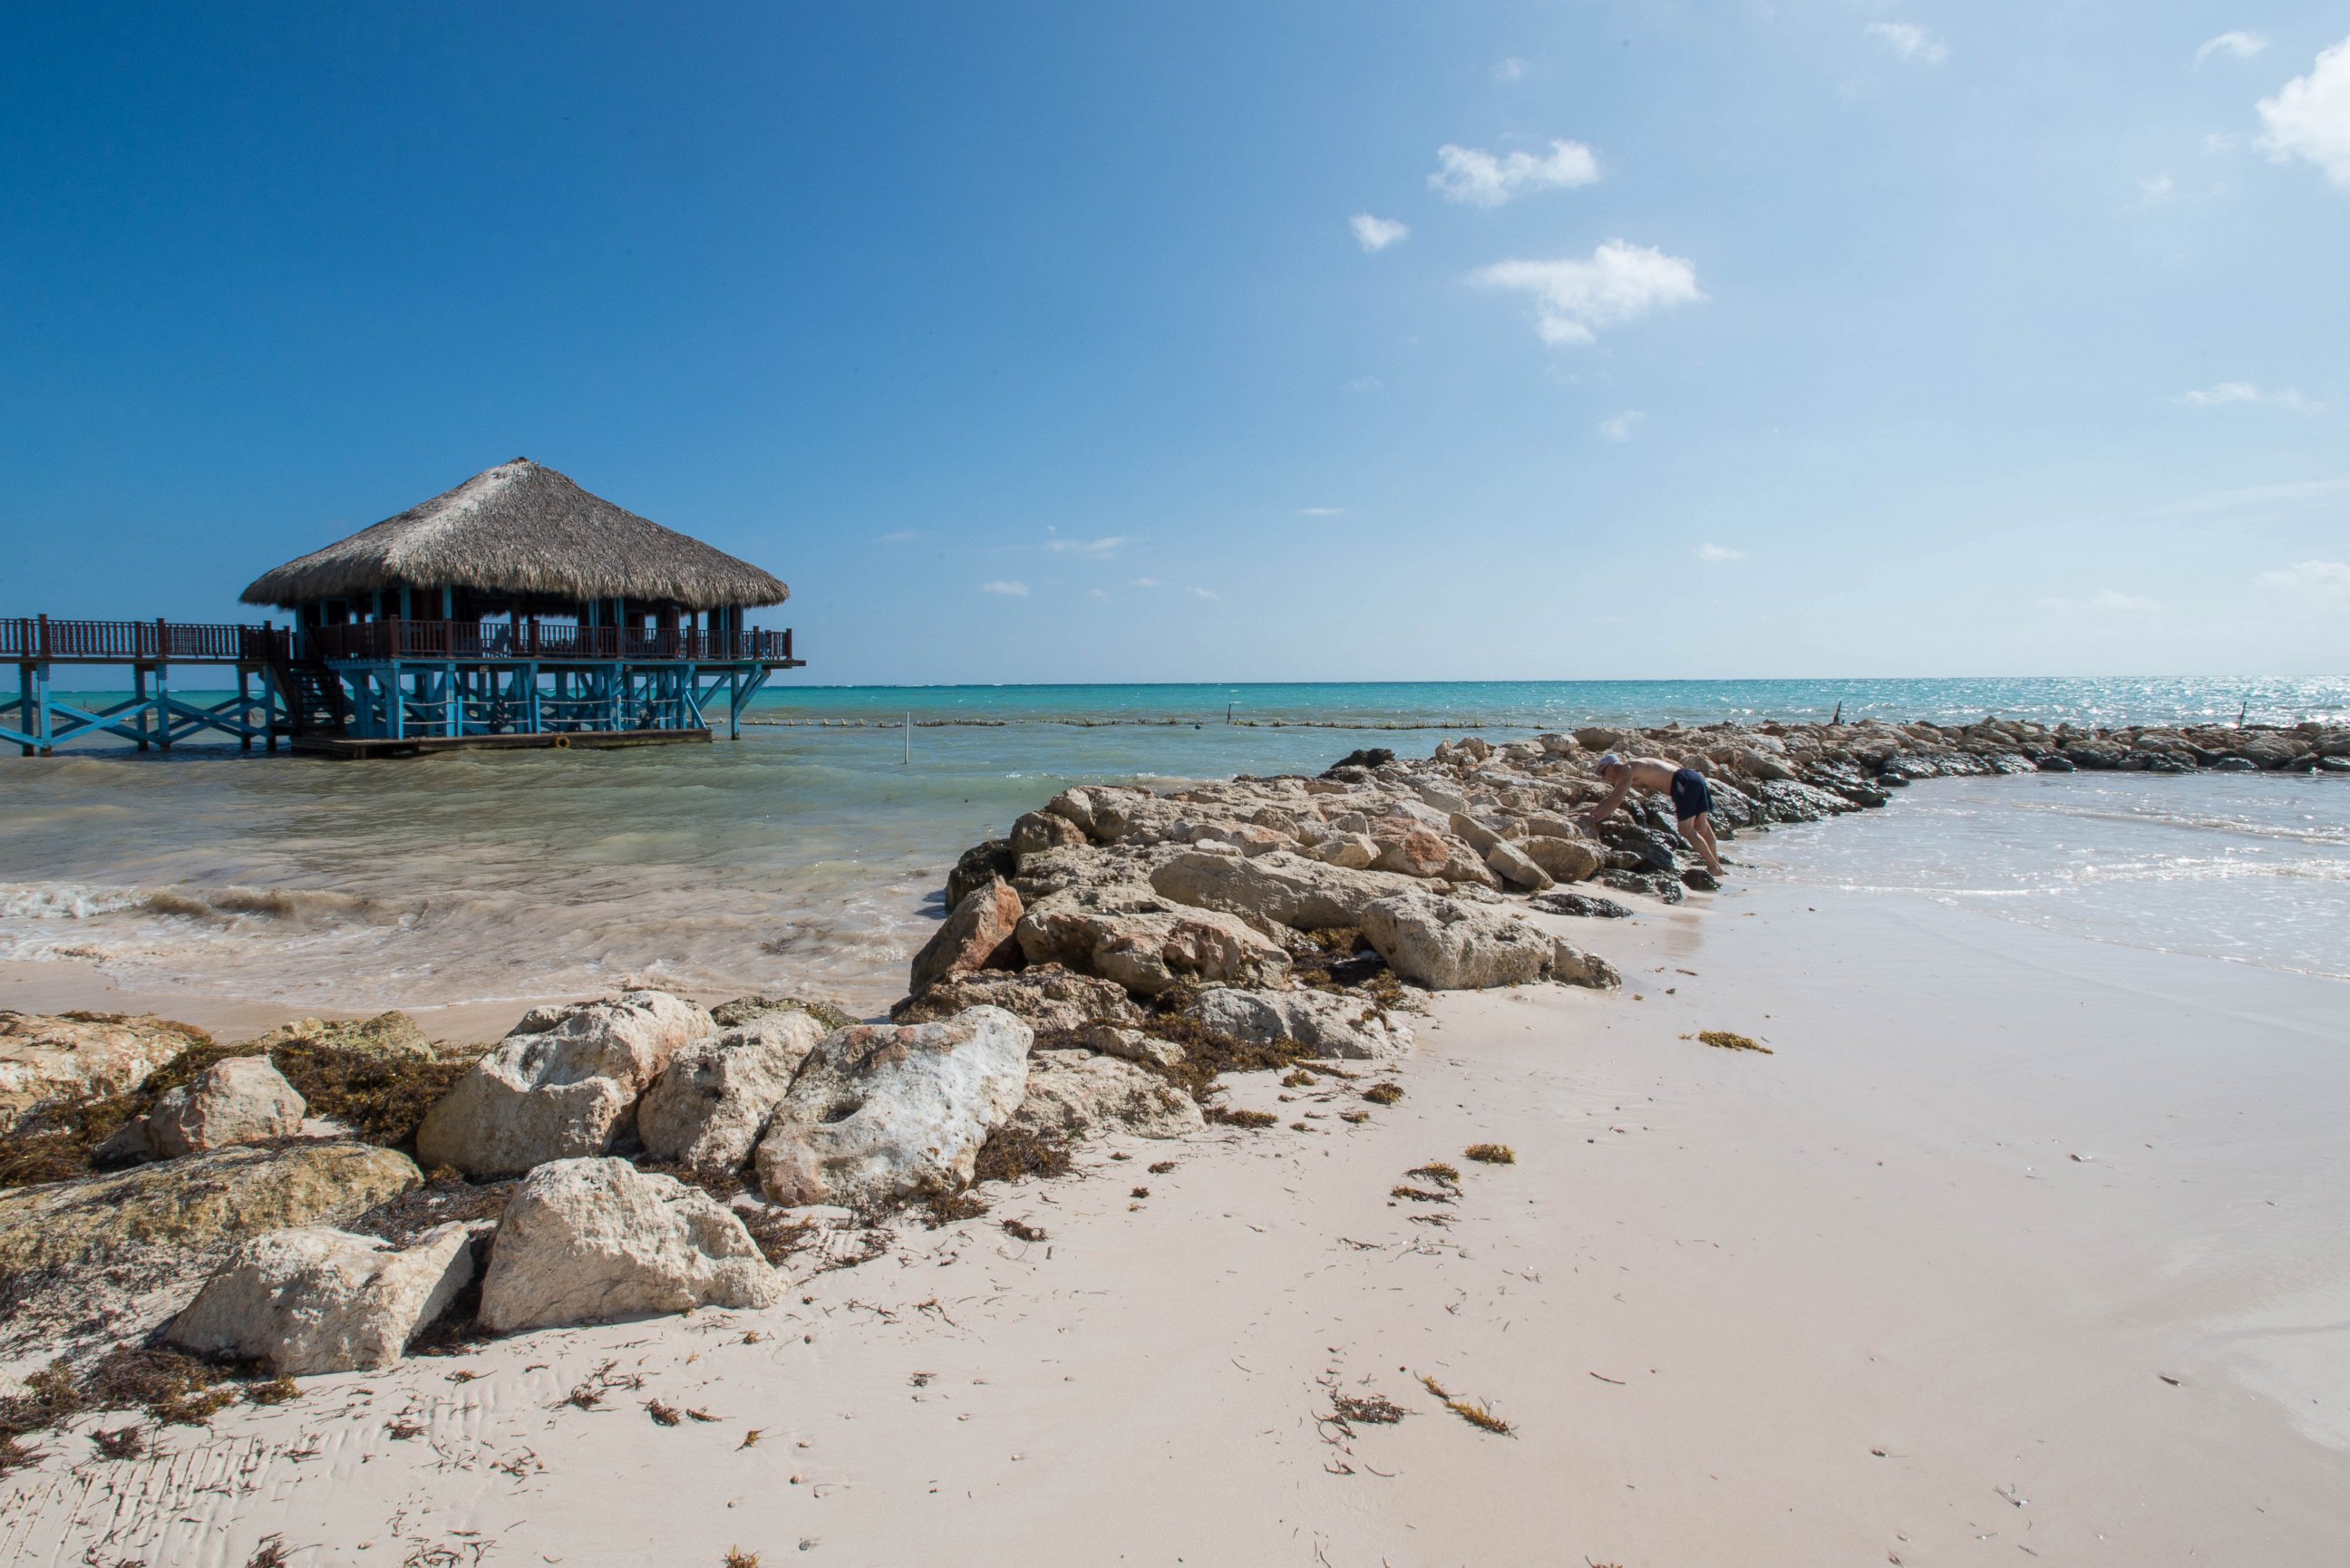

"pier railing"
[3,616,289,665]
[304,620,796,664]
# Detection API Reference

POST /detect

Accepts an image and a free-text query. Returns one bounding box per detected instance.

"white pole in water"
[904,711,911,764]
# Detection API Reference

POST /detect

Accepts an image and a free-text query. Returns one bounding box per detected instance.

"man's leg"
[1679,813,1724,876]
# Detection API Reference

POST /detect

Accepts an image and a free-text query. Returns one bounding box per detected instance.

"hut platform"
[290,726,712,760]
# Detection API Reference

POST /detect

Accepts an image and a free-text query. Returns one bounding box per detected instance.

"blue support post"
[153,646,171,751]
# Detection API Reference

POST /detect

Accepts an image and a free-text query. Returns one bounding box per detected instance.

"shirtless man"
[1578,752,1724,877]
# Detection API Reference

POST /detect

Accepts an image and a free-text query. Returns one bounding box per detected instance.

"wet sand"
[5,869,2345,1565]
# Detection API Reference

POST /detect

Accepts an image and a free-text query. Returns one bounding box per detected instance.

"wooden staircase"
[265,644,348,738]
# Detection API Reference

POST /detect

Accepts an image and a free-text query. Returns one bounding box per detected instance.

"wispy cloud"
[2151,477,2350,516]
[1297,506,1345,517]
[1492,56,1526,82]
[978,580,1029,596]
[1192,586,1219,600]
[1696,542,1743,562]
[2258,559,2350,598]
[2178,381,2322,412]
[1344,375,1384,392]
[2037,588,2163,613]
[1867,22,1948,65]
[1130,576,1160,588]
[1430,140,1599,207]
[2138,173,2177,205]
[1044,536,1132,557]
[1350,213,1409,253]
[2197,30,2268,66]
[1085,587,1108,601]
[2258,34,2350,189]
[1471,240,1703,346]
[1597,411,1645,443]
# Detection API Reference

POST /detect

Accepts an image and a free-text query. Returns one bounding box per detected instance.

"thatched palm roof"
[241,459,790,610]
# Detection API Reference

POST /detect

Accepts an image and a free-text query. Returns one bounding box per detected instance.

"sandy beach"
[6,839,2345,1566]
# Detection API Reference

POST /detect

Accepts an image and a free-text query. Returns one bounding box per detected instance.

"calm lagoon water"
[3,677,2344,1014]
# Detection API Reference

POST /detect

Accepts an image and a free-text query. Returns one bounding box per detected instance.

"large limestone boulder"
[1187,986,1413,1061]
[414,991,714,1178]
[1306,833,1378,870]
[1147,850,1417,932]
[637,1011,829,1183]
[0,1011,209,1129]
[1520,836,1604,884]
[131,1055,307,1159]
[1360,891,1550,990]
[947,838,1018,909]
[1010,809,1087,856]
[0,1141,422,1277]
[1548,937,1623,991]
[909,878,1024,994]
[1484,840,1554,892]
[892,963,1142,1033]
[478,1157,782,1333]
[1016,900,1291,998]
[756,1007,1033,1208]
[1006,1050,1204,1141]
[169,1224,474,1375]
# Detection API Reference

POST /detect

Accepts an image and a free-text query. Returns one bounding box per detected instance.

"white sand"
[5,875,2348,1565]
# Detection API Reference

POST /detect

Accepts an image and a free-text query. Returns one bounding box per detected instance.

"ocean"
[3,677,2345,1018]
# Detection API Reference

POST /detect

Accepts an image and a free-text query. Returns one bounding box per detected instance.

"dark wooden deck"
[289,727,714,759]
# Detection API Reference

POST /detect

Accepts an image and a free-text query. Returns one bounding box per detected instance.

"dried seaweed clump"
[1330,1392,1407,1427]
[713,994,859,1033]
[1361,1082,1403,1107]
[1404,1161,1460,1187]
[1418,1373,1514,1436]
[1696,1031,1772,1054]
[971,1123,1074,1186]
[1463,1143,1516,1165]
[1132,1002,1311,1103]
[269,1038,490,1146]
[1205,1107,1278,1130]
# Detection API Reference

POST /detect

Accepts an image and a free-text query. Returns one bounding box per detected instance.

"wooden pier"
[9,457,808,759]
[5,614,800,758]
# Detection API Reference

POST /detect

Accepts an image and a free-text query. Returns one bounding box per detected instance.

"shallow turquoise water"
[1,677,2343,1014]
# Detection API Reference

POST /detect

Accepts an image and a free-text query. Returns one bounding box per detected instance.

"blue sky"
[3,2,2346,682]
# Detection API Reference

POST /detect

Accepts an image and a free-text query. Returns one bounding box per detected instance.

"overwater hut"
[237,458,803,753]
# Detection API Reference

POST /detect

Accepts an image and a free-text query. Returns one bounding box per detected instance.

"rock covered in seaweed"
[892,963,1142,1033]
[105,1055,306,1162]
[0,1010,211,1132]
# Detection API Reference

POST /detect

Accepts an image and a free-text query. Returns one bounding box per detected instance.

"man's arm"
[1578,777,1631,829]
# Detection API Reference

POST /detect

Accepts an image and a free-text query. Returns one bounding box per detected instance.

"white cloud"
[2198,30,2268,66]
[1597,411,1644,443]
[1470,240,1704,346]
[2178,381,2322,412]
[1343,376,1384,392]
[1866,22,1947,65]
[1430,140,1599,207]
[1695,542,1743,562]
[2257,558,2350,598]
[2038,588,2163,613]
[1493,56,1526,82]
[2139,173,2177,205]
[2258,34,2350,188]
[1044,535,1131,557]
[1297,506,1345,517]
[1085,587,1108,600]
[978,580,1029,595]
[1349,213,1409,253]
[1192,587,1219,600]
[1130,576,1160,588]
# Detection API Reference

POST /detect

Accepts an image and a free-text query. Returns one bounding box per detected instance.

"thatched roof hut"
[241,459,789,615]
